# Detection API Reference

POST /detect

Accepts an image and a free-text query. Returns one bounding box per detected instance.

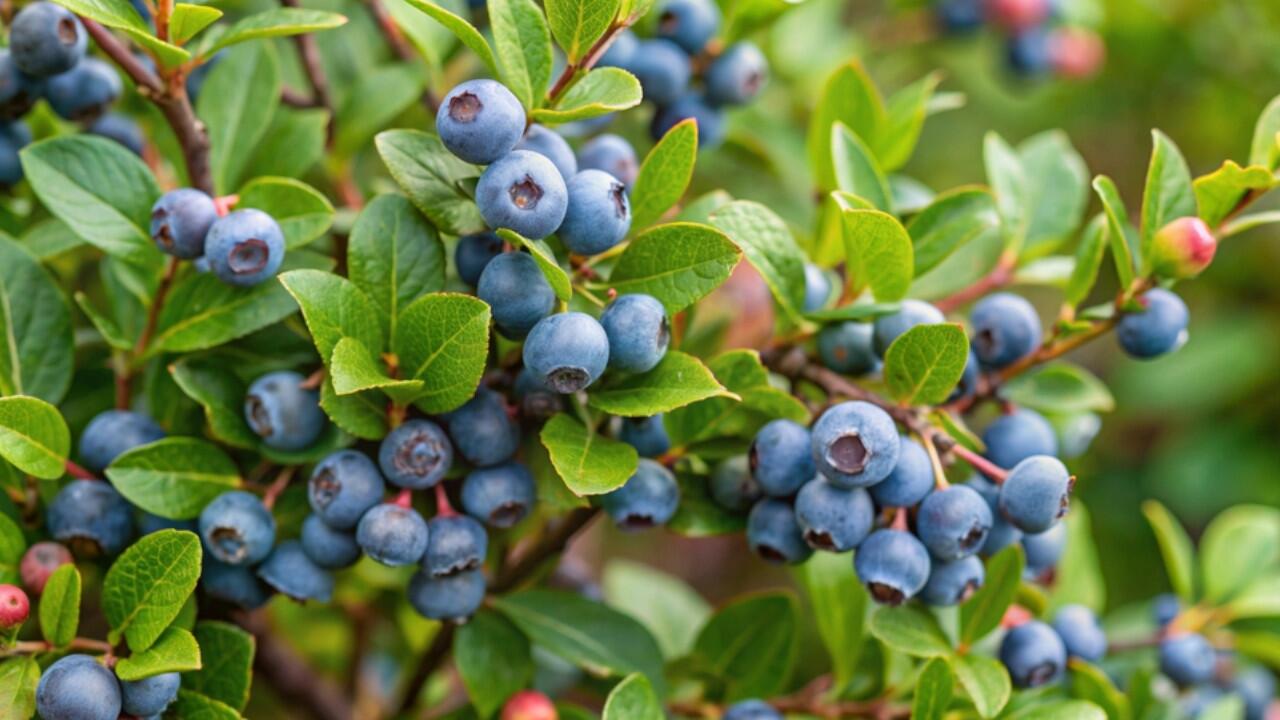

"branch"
[281,0,334,144]
[366,0,441,114]
[546,23,629,106]
[236,611,354,720]
[762,346,921,430]
[934,251,1016,314]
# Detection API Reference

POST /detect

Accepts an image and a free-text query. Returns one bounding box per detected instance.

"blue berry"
[746,498,812,564]
[408,568,485,621]
[630,39,691,107]
[137,512,197,535]
[578,134,638,188]
[936,0,985,33]
[1117,288,1189,359]
[652,93,726,149]
[1233,666,1275,720]
[120,672,180,717]
[1007,28,1053,77]
[601,459,680,530]
[869,437,933,508]
[948,349,980,402]
[618,414,670,458]
[205,209,285,287]
[357,503,429,566]
[0,120,29,186]
[709,455,761,511]
[245,370,325,451]
[454,231,504,286]
[559,169,632,256]
[201,557,271,608]
[998,455,1073,533]
[199,490,276,566]
[379,419,452,489]
[309,451,386,530]
[872,300,945,356]
[984,514,1024,558]
[706,42,768,107]
[1152,593,1180,627]
[436,79,525,164]
[523,312,611,393]
[257,540,334,602]
[476,150,569,240]
[150,188,218,259]
[35,654,121,720]
[47,479,134,556]
[9,2,87,78]
[0,51,45,118]
[1159,633,1217,687]
[447,388,521,466]
[462,462,536,528]
[598,29,639,70]
[970,292,1041,368]
[918,485,993,560]
[854,529,931,605]
[802,263,832,312]
[1052,604,1107,662]
[656,0,721,54]
[601,293,670,373]
[1000,620,1067,687]
[300,513,361,569]
[79,409,165,472]
[749,419,816,497]
[723,699,782,720]
[921,555,985,605]
[515,124,577,181]
[1021,521,1066,576]
[477,251,556,339]
[982,409,1058,470]
[810,401,901,488]
[794,478,874,552]
[44,57,121,121]
[513,367,563,420]
[817,322,878,376]
[424,514,488,577]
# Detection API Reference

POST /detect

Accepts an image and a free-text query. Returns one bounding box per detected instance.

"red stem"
[935,251,1016,314]
[433,483,455,517]
[951,444,1008,483]
[392,488,413,509]
[64,461,96,480]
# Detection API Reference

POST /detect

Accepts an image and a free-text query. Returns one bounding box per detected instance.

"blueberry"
[476,150,569,240]
[749,419,816,497]
[515,124,578,181]
[137,512,197,535]
[869,437,933,508]
[656,0,721,54]
[559,169,632,256]
[0,120,30,186]
[201,557,271,609]
[810,401,901,488]
[19,541,72,594]
[918,485,993,560]
[523,312,611,393]
[120,672,180,717]
[709,455,761,512]
[308,450,386,530]
[652,93,726,149]
[1052,604,1107,662]
[477,251,556,339]
[245,370,325,451]
[89,113,145,155]
[379,419,453,489]
[746,497,813,564]
[150,188,218,259]
[1159,633,1217,687]
[948,349,980,402]
[1232,665,1275,720]
[199,490,276,566]
[601,459,680,530]
[454,231,504,286]
[424,515,488,577]
[0,51,45,118]
[618,414,671,458]
[1000,620,1068,687]
[257,540,334,602]
[794,478,874,552]
[446,388,521,466]
[1007,28,1053,77]
[998,455,1073,533]
[578,134,639,189]
[513,367,563,421]
[921,555,985,605]
[1021,521,1066,576]
[984,514,1024,558]
[408,568,485,621]
[356,503,429,566]
[818,322,878,376]
[1182,685,1227,719]
[872,300,946,356]
[205,209,286,286]
[630,39,692,107]
[723,699,782,720]
[853,529,931,605]
[706,42,768,107]
[600,293,670,374]
[802,263,832,312]
[982,409,1058,470]
[1152,593,1180,627]
[598,29,639,69]
[79,409,165,472]
[461,462,536,528]
[300,513,362,569]
[436,79,526,164]
[9,2,87,78]
[1117,288,1189,359]
[35,655,121,720]
[44,57,122,121]
[936,0,984,33]
[970,292,1041,369]
[47,480,134,556]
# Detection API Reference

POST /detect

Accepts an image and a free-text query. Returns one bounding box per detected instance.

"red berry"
[1150,216,1218,279]
[986,0,1050,31]
[0,584,29,629]
[1049,28,1106,79]
[1001,604,1034,629]
[20,541,73,595]
[501,690,558,720]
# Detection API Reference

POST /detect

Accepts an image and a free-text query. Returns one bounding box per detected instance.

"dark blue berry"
[578,134,638,188]
[408,568,485,621]
[245,370,325,451]
[79,409,165,472]
[0,120,29,186]
[723,699,782,720]
[300,513,361,569]
[513,367,563,420]
[477,251,556,339]
[1007,28,1053,77]
[917,485,993,561]
[936,0,985,33]
[600,293,670,373]
[559,169,632,256]
[461,462,536,528]
[656,0,721,54]
[630,39,691,107]
[257,540,334,602]
[998,455,1072,533]
[455,231,505,286]
[523,312,611,393]
[854,529,931,605]
[201,557,271,609]
[1021,521,1066,576]
[651,93,725,149]
[120,672,180,717]
[872,300,945,356]
[436,79,525,164]
[1000,620,1067,687]
[198,490,276,566]
[357,503,429,566]
[308,450,386,530]
[709,455,761,512]
[424,514,488,577]
[1159,633,1217,687]
[47,479,134,556]
[1052,604,1107,662]
[970,292,1041,369]
[515,124,577,181]
[0,50,45,118]
[1117,288,1189,359]
[810,401,900,488]
[921,555,985,605]
[794,478,874,552]
[817,321,878,376]
[378,419,452,489]
[982,408,1058,470]
[749,419,815,497]
[598,29,639,70]
[44,57,121,121]
[1152,593,1180,628]
[869,437,933,508]
[618,414,670,458]
[705,42,768,107]
[35,654,121,720]
[476,150,569,240]
[746,497,812,564]
[205,209,285,287]
[150,188,218,259]
[9,2,86,78]
[447,388,521,467]
[601,459,680,530]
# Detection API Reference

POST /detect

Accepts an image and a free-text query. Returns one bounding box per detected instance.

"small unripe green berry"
[1150,216,1217,279]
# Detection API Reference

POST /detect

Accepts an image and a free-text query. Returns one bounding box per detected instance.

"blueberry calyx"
[228,238,270,274]
[510,176,543,210]
[827,432,870,474]
[448,92,482,122]
[546,366,590,393]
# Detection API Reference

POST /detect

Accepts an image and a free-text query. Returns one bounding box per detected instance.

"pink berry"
[20,541,73,595]
[501,690,558,720]
[1150,216,1218,279]
[0,584,29,629]
[1049,28,1106,78]
[985,0,1050,31]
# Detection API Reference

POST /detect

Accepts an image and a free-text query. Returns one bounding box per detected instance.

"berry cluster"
[149,188,287,287]
[935,0,1105,79]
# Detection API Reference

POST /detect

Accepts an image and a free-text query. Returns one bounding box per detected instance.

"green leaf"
[877,73,940,172]
[39,564,80,647]
[1050,502,1106,613]
[103,530,203,652]
[198,42,282,194]
[169,690,241,720]
[0,657,39,720]
[1065,214,1109,308]
[546,0,619,62]
[960,545,1024,646]
[279,269,384,363]
[693,591,798,702]
[492,590,666,694]
[664,350,808,450]
[1068,659,1130,720]
[841,208,914,302]
[907,187,999,277]
[540,413,638,496]
[884,324,969,405]
[868,605,950,657]
[182,621,255,711]
[832,123,893,213]
[1001,363,1115,415]
[376,129,485,236]
[913,657,955,720]
[629,119,698,230]
[0,396,69,480]
[76,291,130,351]
[496,229,572,301]
[105,438,242,520]
[1019,131,1090,256]
[169,360,258,449]
[710,201,808,322]
[243,108,329,181]
[0,238,73,404]
[330,337,424,401]
[400,0,500,77]
[667,469,746,537]
[1091,176,1137,289]
[488,0,554,109]
[114,626,201,680]
[602,673,663,720]
[602,559,710,659]
[1249,94,1280,170]
[796,551,866,691]
[1193,161,1276,228]
[808,61,885,191]
[455,609,533,718]
[1139,131,1197,268]
[394,293,492,413]
[20,136,161,265]
[236,177,335,249]
[320,378,388,441]
[984,132,1029,250]
[533,66,641,124]
[169,3,222,44]
[51,0,188,66]
[348,195,446,345]
[950,654,1011,718]
[588,351,733,417]
[334,64,429,157]
[606,223,741,313]
[1200,505,1280,603]
[205,7,346,54]
[0,514,24,585]
[1142,500,1197,601]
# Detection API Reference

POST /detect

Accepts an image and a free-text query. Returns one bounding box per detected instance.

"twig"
[261,466,296,509]
[134,256,180,357]
[950,443,1008,483]
[546,23,629,106]
[366,0,441,114]
[236,610,355,720]
[281,0,335,144]
[935,251,1016,314]
[762,346,920,429]
[64,460,96,480]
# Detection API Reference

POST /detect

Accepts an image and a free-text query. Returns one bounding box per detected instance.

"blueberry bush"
[0,0,1276,718]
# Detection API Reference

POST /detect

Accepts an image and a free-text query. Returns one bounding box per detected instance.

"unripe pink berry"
[985,0,1050,31]
[20,541,74,595]
[0,584,29,629]
[501,690,558,720]
[1049,28,1106,79]
[1150,216,1217,279]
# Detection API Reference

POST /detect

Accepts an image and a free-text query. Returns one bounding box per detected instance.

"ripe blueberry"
[656,0,721,54]
[1159,633,1217,687]
[600,293,670,374]
[652,94,726,149]
[999,620,1067,688]
[501,690,558,720]
[598,29,639,70]
[477,251,557,339]
[408,568,485,621]
[559,169,632,256]
[802,263,832,312]
[921,555,985,606]
[35,654,121,720]
[917,484,993,560]
[245,370,325,451]
[969,475,1024,557]
[89,112,145,156]
[970,292,1041,369]
[1006,28,1053,77]
[79,409,165,472]
[523,312,611,393]
[1152,593,1180,628]
[0,51,45,118]
[201,557,271,609]
[0,583,29,629]
[999,455,1073,533]
[150,188,218,259]
[515,124,578,181]
[578,134,638,189]
[462,462,536,528]
[257,540,334,602]
[0,120,29,186]
[810,401,900,488]
[205,209,285,287]
[47,480,134,556]
[1021,521,1066,577]
[357,503,429,566]
[854,529,931,605]
[308,450,386,530]
[723,699,782,720]
[1117,288,1189,359]
[935,0,984,34]
[476,150,569,240]
[630,39,692,107]
[817,321,878,376]
[794,478,874,552]
[617,414,671,458]
[948,348,980,402]
[982,408,1058,470]
[379,419,453,489]
[601,459,680,530]
[44,57,122,121]
[869,436,933,508]
[446,388,521,466]
[1232,665,1275,720]
[19,541,72,594]
[513,367,563,420]
[749,419,816,497]
[424,515,488,577]
[706,42,768,107]
[120,672,180,717]
[454,231,504,286]
[437,79,526,165]
[137,512,196,536]
[300,513,362,569]
[873,300,945,356]
[746,497,813,564]
[199,490,276,566]
[9,2,87,78]
[1052,604,1107,662]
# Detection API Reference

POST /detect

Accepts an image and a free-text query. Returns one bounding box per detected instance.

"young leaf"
[279,269,384,364]
[330,337,424,401]
[1065,214,1109,309]
[693,592,799,702]
[907,187,999,277]
[393,293,492,414]
[168,360,257,448]
[399,0,500,78]
[0,237,74,404]
[320,379,388,441]
[105,438,242,520]
[831,123,893,212]
[1249,94,1280,170]
[0,514,25,585]
[664,349,808,449]
[884,324,969,406]
[169,3,222,44]
[488,0,554,109]
[710,201,808,323]
[630,119,698,230]
[114,626,202,680]
[348,195,446,345]
[0,657,39,720]
[606,222,742,313]
[1199,505,1280,603]
[0,396,70,480]
[868,605,951,657]
[39,564,81,647]
[51,0,188,66]
[1068,659,1130,720]
[197,42,282,194]
[1141,500,1197,601]
[841,208,914,302]
[455,609,534,718]
[602,673,663,720]
[236,177,335,249]
[1193,161,1276,228]
[182,621,255,711]
[377,129,485,236]
[546,0,620,62]
[534,66,642,124]
[796,551,867,691]
[103,530,203,652]
[1000,363,1115,415]
[1139,130,1197,266]
[496,229,572,301]
[203,7,347,54]
[602,560,710,659]
[984,132,1029,250]
[912,657,955,720]
[959,545,1025,646]
[540,413,638,495]
[950,654,1011,718]
[588,351,734,417]
[1092,176,1138,289]
[1019,131,1090,256]
[808,61,886,191]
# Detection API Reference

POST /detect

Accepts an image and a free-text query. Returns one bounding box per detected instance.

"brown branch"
[935,251,1016,314]
[762,346,921,430]
[366,0,440,114]
[281,0,335,144]
[236,611,354,720]
[65,460,96,480]
[281,86,318,108]
[546,22,629,107]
